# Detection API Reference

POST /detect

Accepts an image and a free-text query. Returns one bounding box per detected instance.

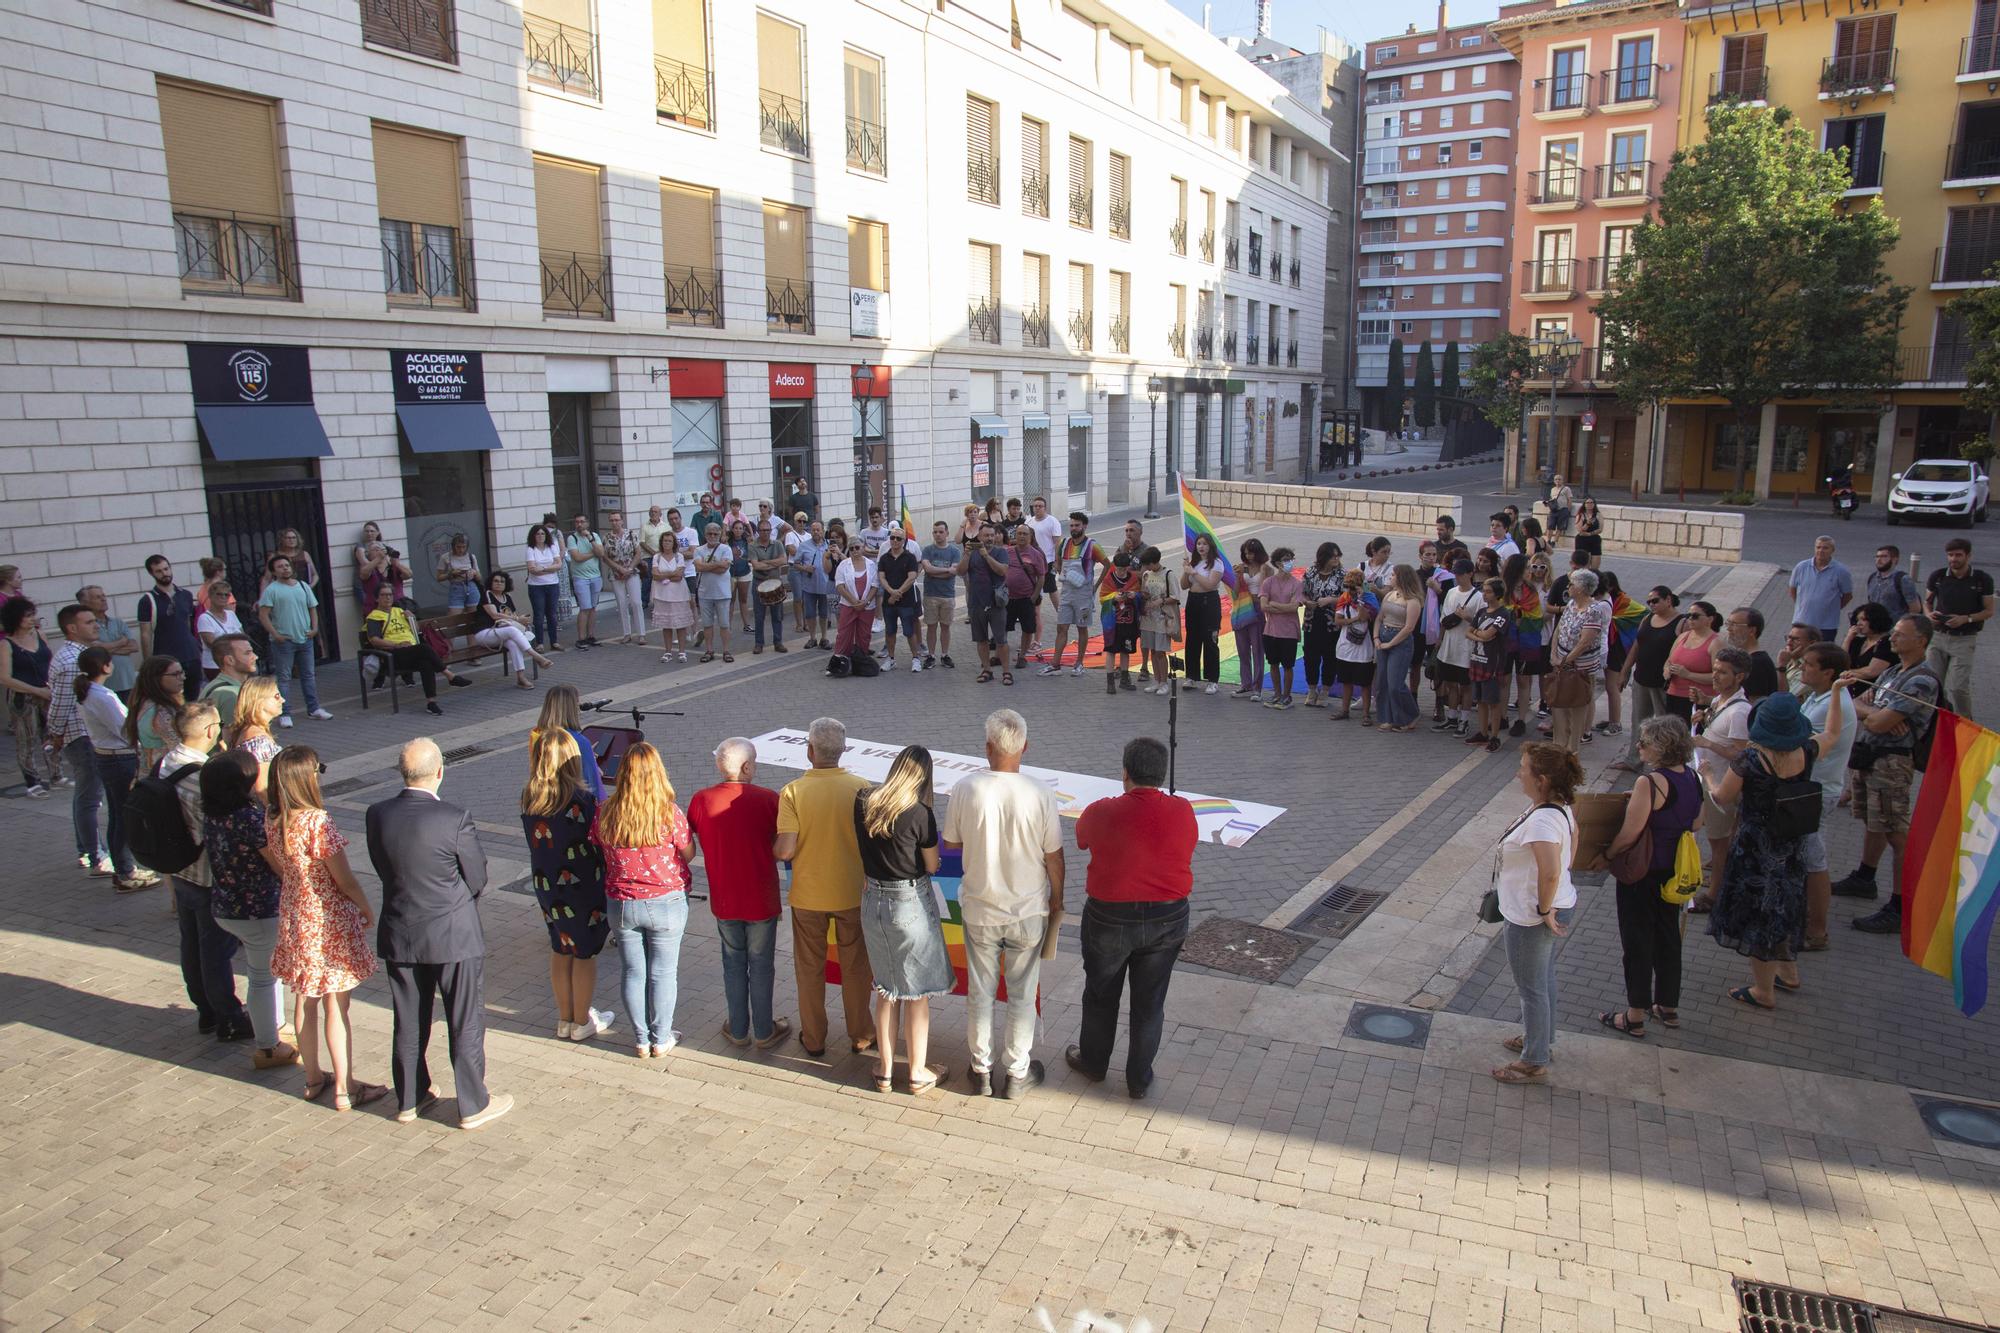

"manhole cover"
[1179,918,1309,983]
[1343,1003,1431,1050]
[1733,1277,1996,1333]
[1291,883,1391,939]
[1916,1097,2000,1149]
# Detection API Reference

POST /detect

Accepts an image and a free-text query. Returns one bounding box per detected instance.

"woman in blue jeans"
[591,743,692,1059]
[1374,565,1425,731]
[202,749,300,1069]
[75,647,155,891]
[1494,742,1582,1085]
[522,523,565,650]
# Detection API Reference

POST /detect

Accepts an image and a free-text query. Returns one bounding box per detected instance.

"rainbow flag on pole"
[1901,710,2000,1017]
[898,483,914,539]
[1178,473,1236,593]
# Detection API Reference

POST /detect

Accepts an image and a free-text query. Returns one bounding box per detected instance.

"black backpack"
[125,763,203,874]
[825,653,851,678]
[847,651,881,678]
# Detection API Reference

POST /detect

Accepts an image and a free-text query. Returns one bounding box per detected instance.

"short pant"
[1800,829,1828,875]
[1472,675,1504,705]
[1005,597,1038,635]
[1434,660,1470,685]
[1109,623,1139,653]
[571,575,602,610]
[1853,752,1914,834]
[923,595,954,626]
[1701,787,1739,842]
[881,598,919,637]
[698,598,731,628]
[1042,569,1057,596]
[1141,628,1175,652]
[799,592,829,620]
[968,600,1006,645]
[1055,592,1097,629]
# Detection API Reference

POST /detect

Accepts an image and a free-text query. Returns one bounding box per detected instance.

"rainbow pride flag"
[1178,473,1237,593]
[825,848,1029,1002]
[898,483,914,540]
[1901,711,2000,1017]
[1510,583,1545,656]
[1610,591,1646,653]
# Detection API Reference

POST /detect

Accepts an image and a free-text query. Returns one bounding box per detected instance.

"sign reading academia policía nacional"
[390,348,487,405]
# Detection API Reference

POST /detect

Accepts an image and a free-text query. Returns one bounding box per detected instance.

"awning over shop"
[971,414,1010,437]
[1067,413,1095,428]
[395,401,503,454]
[195,403,333,462]
[1022,413,1052,429]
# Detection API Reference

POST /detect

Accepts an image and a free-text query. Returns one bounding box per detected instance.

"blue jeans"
[611,893,687,1048]
[215,914,284,1048]
[1376,633,1417,727]
[65,735,104,862]
[446,581,479,610]
[528,583,560,647]
[716,916,779,1042]
[173,877,245,1030]
[92,750,138,877]
[1076,898,1189,1093]
[1505,908,1577,1066]
[267,637,320,714]
[753,599,785,649]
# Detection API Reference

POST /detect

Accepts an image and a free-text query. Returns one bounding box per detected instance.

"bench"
[356,607,535,713]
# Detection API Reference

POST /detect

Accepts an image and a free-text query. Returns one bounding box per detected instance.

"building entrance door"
[205,467,338,662]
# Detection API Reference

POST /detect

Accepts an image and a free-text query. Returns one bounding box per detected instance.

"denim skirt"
[859,876,956,1000]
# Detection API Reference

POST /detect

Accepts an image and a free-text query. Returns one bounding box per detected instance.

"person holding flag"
[1176,476,1234,695]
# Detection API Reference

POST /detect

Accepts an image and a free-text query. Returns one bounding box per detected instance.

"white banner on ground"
[744,728,1286,848]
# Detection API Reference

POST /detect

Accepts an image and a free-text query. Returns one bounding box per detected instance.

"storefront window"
[1773,424,1810,475]
[1711,420,1757,478]
[1823,422,1876,479]
[400,444,490,613]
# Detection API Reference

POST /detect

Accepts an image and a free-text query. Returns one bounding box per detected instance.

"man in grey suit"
[366,738,513,1130]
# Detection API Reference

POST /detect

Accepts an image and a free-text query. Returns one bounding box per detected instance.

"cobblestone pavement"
[5,515,1999,1331]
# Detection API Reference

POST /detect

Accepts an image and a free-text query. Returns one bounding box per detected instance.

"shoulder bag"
[1479,802,1563,924]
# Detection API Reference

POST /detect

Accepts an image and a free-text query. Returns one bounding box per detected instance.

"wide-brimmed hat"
[1748,692,1812,750]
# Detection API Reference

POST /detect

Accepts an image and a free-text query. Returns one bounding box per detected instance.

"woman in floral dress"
[264,746,386,1110]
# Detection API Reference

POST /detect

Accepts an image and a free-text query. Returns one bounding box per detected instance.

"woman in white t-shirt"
[1493,742,1581,1086]
[196,581,243,679]
[523,523,566,652]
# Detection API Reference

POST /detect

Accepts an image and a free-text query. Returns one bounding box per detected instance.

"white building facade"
[0,0,1332,641]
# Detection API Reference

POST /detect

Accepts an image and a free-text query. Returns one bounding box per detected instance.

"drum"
[756,577,787,605]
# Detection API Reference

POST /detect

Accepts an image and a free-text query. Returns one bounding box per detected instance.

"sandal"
[333,1081,389,1112]
[1650,1005,1681,1028]
[1802,935,1829,952]
[976,670,995,684]
[872,1070,895,1094]
[1491,1061,1548,1085]
[1502,1035,1525,1054]
[722,653,734,663]
[1597,1010,1646,1038]
[302,1074,333,1102]
[1774,976,1802,992]
[1001,671,1013,686]
[700,652,716,663]
[906,1064,949,1096]
[1727,985,1776,1011]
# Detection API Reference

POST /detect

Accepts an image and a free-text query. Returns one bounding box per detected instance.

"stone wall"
[1584,502,1744,564]
[1185,479,1460,537]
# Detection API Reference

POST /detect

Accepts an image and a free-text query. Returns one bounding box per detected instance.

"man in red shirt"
[1064,737,1197,1099]
[687,737,792,1050]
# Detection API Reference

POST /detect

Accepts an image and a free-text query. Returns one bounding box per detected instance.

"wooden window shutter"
[763,202,806,281]
[1022,252,1045,303]
[653,0,706,64]
[848,218,886,291]
[659,180,713,270]
[532,0,593,30]
[156,80,282,218]
[534,155,602,257]
[1067,261,1087,311]
[1110,270,1128,317]
[1110,154,1129,208]
[968,242,995,301]
[1021,116,1044,168]
[845,49,883,124]
[966,96,993,159]
[1068,135,1089,188]
[757,14,802,101]
[371,124,461,229]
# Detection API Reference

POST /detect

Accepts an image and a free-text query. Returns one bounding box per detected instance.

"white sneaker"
[23,783,48,799]
[910,657,922,673]
[275,715,294,729]
[89,857,115,877]
[1071,665,1085,677]
[568,1008,615,1041]
[556,1020,575,1040]
[1038,665,1059,677]
[1204,683,1219,695]
[308,708,333,721]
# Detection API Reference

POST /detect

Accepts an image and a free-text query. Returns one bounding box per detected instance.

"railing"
[766,277,814,333]
[967,150,1000,204]
[846,116,886,174]
[380,223,473,308]
[1599,62,1660,104]
[175,209,299,299]
[1363,86,1405,106]
[540,249,611,318]
[1069,185,1093,228]
[1580,346,1615,381]
[664,264,721,327]
[1360,194,1400,214]
[1359,259,1401,280]
[362,0,455,62]
[1222,329,1237,360]
[758,88,809,155]
[655,55,712,128]
[1820,50,1896,95]
[1585,255,1635,291]
[1265,338,1279,366]
[1710,67,1769,103]
[1594,160,1653,201]
[1022,305,1050,348]
[1964,34,2000,77]
[968,298,1000,344]
[1022,169,1049,217]
[1168,322,1186,358]
[211,0,272,11]
[1199,226,1215,262]
[1169,217,1187,255]
[1528,168,1583,205]
[1946,139,2000,182]
[1109,314,1130,353]
[1247,234,1263,275]
[1360,223,1399,246]
[1521,258,1579,295]
[1897,343,1972,384]
[524,14,599,99]
[1267,249,1282,282]
[1533,72,1591,114]
[1195,325,1215,359]
[1246,334,1261,364]
[1109,198,1131,240]
[1936,243,2000,284]
[1068,309,1093,352]
[1224,235,1239,269]
[1286,340,1299,367]
[1290,258,1301,287]
[1358,293,1394,312]
[1357,331,1391,347]
[1363,157,1403,176]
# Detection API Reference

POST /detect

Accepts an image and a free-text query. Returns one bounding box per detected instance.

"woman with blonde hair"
[590,743,693,1058]
[532,685,603,798]
[1374,565,1425,731]
[228,676,285,772]
[263,747,385,1110]
[521,728,613,1042]
[853,746,954,1095]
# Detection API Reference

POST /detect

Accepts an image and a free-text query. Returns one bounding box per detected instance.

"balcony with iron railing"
[1709,67,1770,103]
[664,264,721,327]
[1069,185,1093,229]
[1362,157,1404,177]
[1964,33,2000,77]
[1110,198,1131,240]
[1022,305,1050,348]
[1246,334,1261,364]
[1359,258,1402,280]
[362,0,456,62]
[1360,193,1402,214]
[1110,314,1130,353]
[967,150,1000,205]
[524,14,599,99]
[846,116,886,175]
[380,222,473,309]
[1289,258,1301,288]
[1287,340,1299,368]
[1896,342,1972,385]
[1582,346,1616,382]
[1599,63,1661,107]
[1022,168,1049,217]
[1198,226,1215,262]
[1196,325,1215,359]
[1169,217,1187,255]
[1358,293,1395,313]
[1585,255,1636,293]
[1266,338,1279,366]
[1359,222,1400,246]
[1364,85,1405,106]
[1068,309,1093,352]
[1222,329,1237,360]
[1594,160,1654,203]
[1946,138,2000,184]
[176,209,299,300]
[758,88,809,155]
[1224,235,1240,269]
[540,249,611,318]
[1820,50,1896,97]
[1521,257,1580,299]
[766,276,813,333]
[1266,248,1281,282]
[1935,241,2000,285]
[1533,72,1592,117]
[1357,331,1391,347]
[1168,322,1186,358]
[967,298,1000,344]
[1247,234,1263,275]
[655,55,712,129]
[1527,167,1583,209]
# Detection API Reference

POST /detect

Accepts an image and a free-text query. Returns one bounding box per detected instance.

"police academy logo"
[228,348,273,402]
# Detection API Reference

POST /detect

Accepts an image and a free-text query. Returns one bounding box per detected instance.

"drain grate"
[441,743,487,764]
[1179,917,1310,983]
[1733,1278,1997,1333]
[1291,883,1390,940]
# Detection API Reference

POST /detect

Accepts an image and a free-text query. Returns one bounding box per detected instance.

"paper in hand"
[1039,909,1064,960]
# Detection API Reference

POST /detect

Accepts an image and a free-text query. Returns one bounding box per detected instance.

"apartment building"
[1490,0,1683,492]
[1356,6,1526,428]
[0,0,1331,640]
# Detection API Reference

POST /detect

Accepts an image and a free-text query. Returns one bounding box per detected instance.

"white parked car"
[1886,459,1990,527]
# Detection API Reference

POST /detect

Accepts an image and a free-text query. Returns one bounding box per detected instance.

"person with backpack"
[1836,614,1942,935]
[202,748,298,1070]
[75,646,156,892]
[149,702,253,1043]
[1866,545,1923,622]
[1594,716,1704,1037]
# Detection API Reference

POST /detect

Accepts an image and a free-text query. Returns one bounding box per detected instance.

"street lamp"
[1145,375,1165,519]
[1528,334,1581,481]
[851,362,876,517]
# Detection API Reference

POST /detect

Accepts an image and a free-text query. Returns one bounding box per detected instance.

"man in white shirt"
[1484,514,1520,561]
[941,709,1065,1099]
[856,507,893,558]
[1026,497,1064,654]
[1690,647,1753,907]
[664,506,700,555]
[1797,641,1855,950]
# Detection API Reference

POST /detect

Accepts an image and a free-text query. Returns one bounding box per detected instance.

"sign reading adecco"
[768,363,814,399]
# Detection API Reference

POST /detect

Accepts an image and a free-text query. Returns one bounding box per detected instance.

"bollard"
[1909,551,1923,586]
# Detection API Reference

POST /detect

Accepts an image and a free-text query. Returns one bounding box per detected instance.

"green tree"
[1468,333,1537,433]
[1595,102,1908,492]
[1383,337,1406,430]
[1413,342,1437,428]
[1948,279,2000,419]
[1440,341,1462,413]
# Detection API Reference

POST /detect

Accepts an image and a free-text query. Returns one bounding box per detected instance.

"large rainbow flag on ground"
[826,848,1026,1002]
[1902,710,2000,1017]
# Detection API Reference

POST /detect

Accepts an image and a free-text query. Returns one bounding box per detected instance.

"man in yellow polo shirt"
[773,716,874,1057]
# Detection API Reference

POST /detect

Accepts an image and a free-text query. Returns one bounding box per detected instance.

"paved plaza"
[4,511,2000,1331]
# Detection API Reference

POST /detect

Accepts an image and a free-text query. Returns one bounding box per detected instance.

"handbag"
[420,622,451,662]
[1547,665,1592,709]
[1479,802,1562,925]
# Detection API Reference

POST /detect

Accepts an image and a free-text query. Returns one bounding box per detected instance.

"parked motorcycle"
[1827,470,1858,520]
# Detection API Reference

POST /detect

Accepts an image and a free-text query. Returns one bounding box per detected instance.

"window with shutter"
[158,79,293,298]
[1020,116,1049,217]
[848,218,887,292]
[363,0,457,61]
[374,124,465,307]
[661,180,717,325]
[1108,152,1130,239]
[968,242,998,343]
[757,13,808,153]
[1022,252,1049,345]
[1945,205,2000,282]
[525,0,599,98]
[1067,262,1092,350]
[1831,15,1894,88]
[535,155,607,316]
[1068,262,1088,310]
[844,49,885,171]
[1068,135,1092,228]
[967,95,998,203]
[764,202,811,332]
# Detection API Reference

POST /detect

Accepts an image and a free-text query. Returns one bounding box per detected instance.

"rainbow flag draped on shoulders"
[1902,710,2000,1017]
[1509,582,1545,655]
[1609,590,1646,654]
